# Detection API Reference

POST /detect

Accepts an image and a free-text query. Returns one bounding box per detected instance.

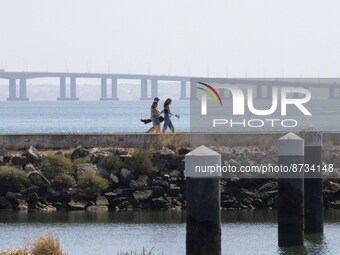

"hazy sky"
[1,0,340,77]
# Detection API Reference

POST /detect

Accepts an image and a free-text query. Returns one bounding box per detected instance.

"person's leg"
[147,118,156,133]
[155,124,160,133]
[146,125,155,133]
[162,116,169,132]
[169,120,175,133]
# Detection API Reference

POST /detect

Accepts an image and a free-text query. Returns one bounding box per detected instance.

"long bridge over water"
[0,71,339,100]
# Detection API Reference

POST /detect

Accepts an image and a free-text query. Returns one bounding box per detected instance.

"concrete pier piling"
[277,133,304,247]
[300,127,323,234]
[185,145,221,255]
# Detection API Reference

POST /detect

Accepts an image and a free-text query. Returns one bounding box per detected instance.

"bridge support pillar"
[7,79,16,101]
[57,77,79,101]
[100,78,119,100]
[100,78,107,100]
[180,80,189,100]
[140,79,148,100]
[151,79,158,99]
[111,78,119,100]
[70,77,78,100]
[58,77,66,100]
[7,78,29,101]
[19,79,28,100]
[329,87,340,99]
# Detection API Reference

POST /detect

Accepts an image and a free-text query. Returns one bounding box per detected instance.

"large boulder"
[149,186,166,197]
[109,173,120,188]
[155,147,177,160]
[178,147,191,155]
[90,149,114,164]
[115,188,135,197]
[24,163,36,172]
[151,197,169,209]
[96,196,109,206]
[133,190,153,202]
[324,181,340,195]
[71,146,90,160]
[10,155,29,166]
[27,171,50,188]
[130,175,149,189]
[5,192,23,201]
[41,187,62,202]
[68,199,88,210]
[152,179,169,190]
[258,181,278,193]
[0,196,12,210]
[31,202,57,212]
[21,146,42,164]
[119,168,134,185]
[169,170,181,178]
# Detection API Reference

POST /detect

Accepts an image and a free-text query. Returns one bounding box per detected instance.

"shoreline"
[0,143,339,212]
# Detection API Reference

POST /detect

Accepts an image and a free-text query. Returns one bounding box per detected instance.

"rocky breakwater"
[0,143,339,212]
[0,146,187,212]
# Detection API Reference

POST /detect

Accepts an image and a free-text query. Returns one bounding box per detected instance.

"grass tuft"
[41,155,73,180]
[77,172,109,199]
[0,234,66,255]
[131,149,158,176]
[0,166,28,194]
[30,234,66,255]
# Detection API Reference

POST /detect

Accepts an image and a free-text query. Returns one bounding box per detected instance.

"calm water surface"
[0,210,339,255]
[1,99,339,133]
[0,101,190,133]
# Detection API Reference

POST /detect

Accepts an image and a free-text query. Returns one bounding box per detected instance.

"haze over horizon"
[1,0,340,78]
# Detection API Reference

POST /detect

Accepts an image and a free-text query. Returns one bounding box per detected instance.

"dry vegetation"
[157,133,188,149]
[0,234,66,255]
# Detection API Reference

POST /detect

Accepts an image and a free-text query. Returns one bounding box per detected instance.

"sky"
[1,0,340,78]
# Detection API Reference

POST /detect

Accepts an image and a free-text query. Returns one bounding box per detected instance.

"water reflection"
[0,210,187,224]
[0,209,338,224]
[304,233,329,255]
[0,210,338,255]
[0,210,279,224]
[278,245,307,255]
[277,234,330,255]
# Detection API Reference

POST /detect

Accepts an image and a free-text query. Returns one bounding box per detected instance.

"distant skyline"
[1,0,340,77]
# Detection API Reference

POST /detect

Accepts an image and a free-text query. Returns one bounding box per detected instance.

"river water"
[0,101,190,133]
[0,210,339,255]
[1,99,340,134]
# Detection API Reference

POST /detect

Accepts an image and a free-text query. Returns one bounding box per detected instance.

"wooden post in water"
[185,145,221,255]
[278,133,304,247]
[300,127,323,233]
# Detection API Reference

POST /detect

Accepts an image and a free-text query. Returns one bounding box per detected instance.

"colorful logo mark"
[196,82,223,106]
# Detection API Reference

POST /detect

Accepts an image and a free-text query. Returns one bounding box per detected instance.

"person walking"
[146,97,161,133]
[162,98,176,133]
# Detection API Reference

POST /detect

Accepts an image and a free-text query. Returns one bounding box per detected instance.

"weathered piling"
[277,133,304,247]
[185,145,221,255]
[300,127,323,233]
